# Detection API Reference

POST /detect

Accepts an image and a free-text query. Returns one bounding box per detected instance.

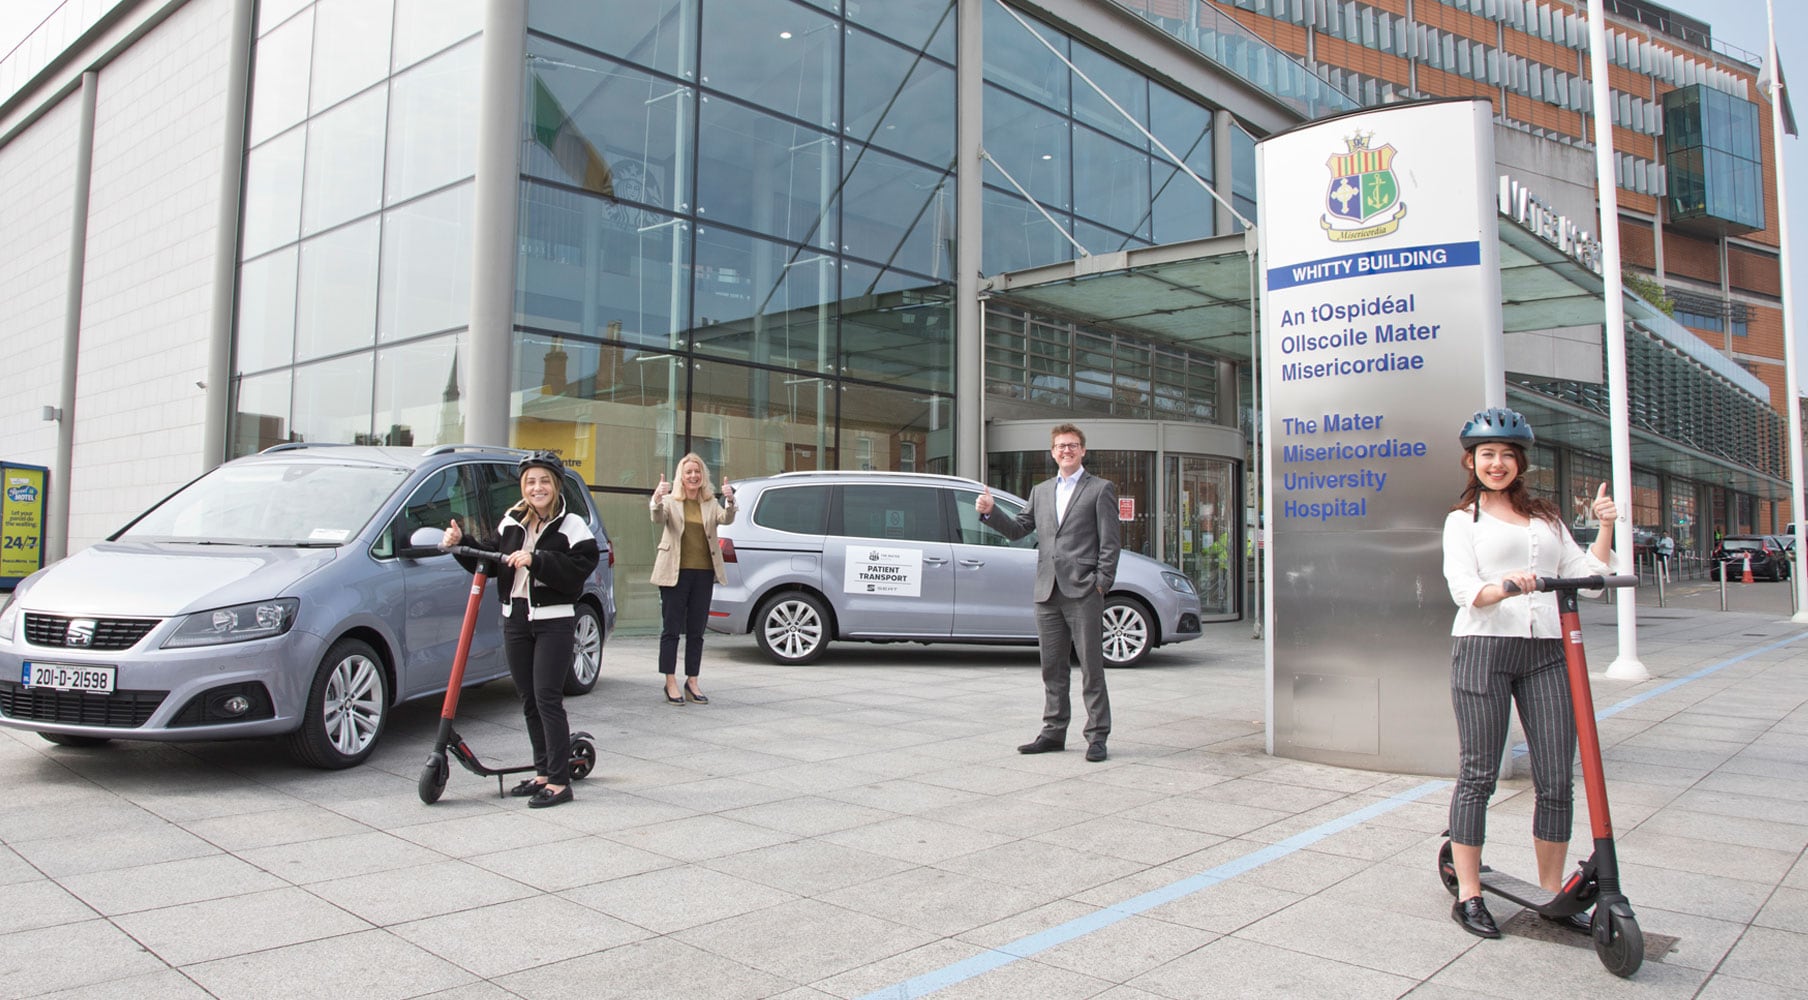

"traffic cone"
[1741,553,1754,584]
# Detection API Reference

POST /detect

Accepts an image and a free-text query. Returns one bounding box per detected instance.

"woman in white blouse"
[1442,407,1618,940]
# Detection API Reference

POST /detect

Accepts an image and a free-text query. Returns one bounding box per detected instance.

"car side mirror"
[399,526,448,560]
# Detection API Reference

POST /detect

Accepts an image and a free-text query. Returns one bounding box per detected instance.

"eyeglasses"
[1052,442,1082,451]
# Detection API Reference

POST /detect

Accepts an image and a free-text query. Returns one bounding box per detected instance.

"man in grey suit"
[976,423,1122,762]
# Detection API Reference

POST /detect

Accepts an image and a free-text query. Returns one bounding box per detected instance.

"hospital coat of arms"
[1321,130,1406,241]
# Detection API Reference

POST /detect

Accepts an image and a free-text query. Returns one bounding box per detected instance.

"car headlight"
[0,600,17,642]
[1162,571,1196,595]
[163,598,299,648]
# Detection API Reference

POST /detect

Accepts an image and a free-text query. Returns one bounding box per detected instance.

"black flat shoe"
[664,687,685,705]
[1452,896,1500,939]
[1017,736,1064,754]
[1084,741,1108,762]
[528,785,573,809]
[684,686,709,704]
[508,778,547,797]
[1543,910,1593,934]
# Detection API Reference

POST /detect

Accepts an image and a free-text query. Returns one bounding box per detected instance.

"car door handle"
[923,556,949,566]
[958,558,985,567]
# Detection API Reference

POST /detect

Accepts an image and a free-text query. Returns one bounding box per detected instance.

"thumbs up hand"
[1591,482,1617,523]
[975,485,994,516]
[652,473,670,504]
[721,477,734,505]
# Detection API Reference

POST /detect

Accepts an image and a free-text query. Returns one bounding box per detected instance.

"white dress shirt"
[1443,507,1608,638]
[1055,470,1082,525]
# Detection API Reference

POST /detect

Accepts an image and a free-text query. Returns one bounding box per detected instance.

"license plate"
[21,661,117,694]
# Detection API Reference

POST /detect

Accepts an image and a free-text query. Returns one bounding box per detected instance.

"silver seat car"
[708,471,1202,666]
[0,444,614,768]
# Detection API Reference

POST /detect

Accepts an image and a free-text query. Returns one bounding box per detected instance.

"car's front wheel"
[755,591,830,665]
[564,603,604,695]
[1101,595,1154,667]
[287,637,389,769]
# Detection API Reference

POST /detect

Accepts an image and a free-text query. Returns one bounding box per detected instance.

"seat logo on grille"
[66,619,96,648]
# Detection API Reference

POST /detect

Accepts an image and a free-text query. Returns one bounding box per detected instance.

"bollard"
[1656,562,1666,608]
[1720,568,1728,611]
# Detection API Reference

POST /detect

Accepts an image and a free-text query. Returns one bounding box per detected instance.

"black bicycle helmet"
[516,450,566,479]
[1458,407,1535,450]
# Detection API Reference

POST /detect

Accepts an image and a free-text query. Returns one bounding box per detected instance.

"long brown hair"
[1450,443,1562,527]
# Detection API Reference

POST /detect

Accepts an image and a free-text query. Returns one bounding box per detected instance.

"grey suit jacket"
[984,470,1122,602]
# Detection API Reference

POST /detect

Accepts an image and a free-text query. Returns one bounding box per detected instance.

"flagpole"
[1586,0,1646,679]
[1766,0,1808,622]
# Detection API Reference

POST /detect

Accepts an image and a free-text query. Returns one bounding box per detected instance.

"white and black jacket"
[456,498,600,621]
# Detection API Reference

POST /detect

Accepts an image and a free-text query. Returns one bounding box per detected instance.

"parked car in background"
[708,471,1204,666]
[0,444,614,768]
[1709,534,1791,581]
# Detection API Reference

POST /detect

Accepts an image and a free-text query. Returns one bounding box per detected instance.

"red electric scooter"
[417,542,595,805]
[1437,573,1645,977]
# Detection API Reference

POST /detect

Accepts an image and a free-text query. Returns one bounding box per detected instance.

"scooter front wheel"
[1595,908,1644,978]
[569,735,597,781]
[418,752,449,804]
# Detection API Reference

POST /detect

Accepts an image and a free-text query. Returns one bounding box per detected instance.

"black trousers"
[658,568,715,677]
[503,599,575,784]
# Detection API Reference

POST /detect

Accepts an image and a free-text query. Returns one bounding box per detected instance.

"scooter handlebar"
[442,543,504,567]
[1502,573,1639,595]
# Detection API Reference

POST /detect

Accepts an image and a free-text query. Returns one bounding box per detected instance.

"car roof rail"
[764,470,979,485]
[421,443,530,458]
[259,441,346,454]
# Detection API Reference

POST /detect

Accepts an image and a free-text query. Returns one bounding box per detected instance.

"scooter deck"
[1479,867,1594,915]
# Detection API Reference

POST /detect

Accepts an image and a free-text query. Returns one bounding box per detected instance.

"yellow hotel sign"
[2,463,48,586]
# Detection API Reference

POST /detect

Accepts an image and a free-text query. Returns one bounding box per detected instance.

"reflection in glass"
[983,85,1070,209]
[291,352,374,444]
[700,0,837,127]
[230,370,292,457]
[981,186,1072,274]
[1231,124,1257,223]
[1165,454,1238,616]
[696,97,837,250]
[248,9,312,147]
[516,182,690,350]
[838,261,953,392]
[845,0,954,64]
[386,39,478,205]
[1072,42,1147,146]
[1074,125,1150,239]
[523,40,692,213]
[237,248,298,374]
[510,331,685,493]
[241,128,305,258]
[844,28,955,165]
[302,87,387,235]
[374,333,466,448]
[380,183,473,342]
[838,381,953,475]
[983,0,1068,110]
[529,0,696,81]
[392,0,480,71]
[295,217,380,361]
[1150,85,1215,243]
[689,358,833,479]
[309,0,394,114]
[840,143,953,279]
[690,226,835,371]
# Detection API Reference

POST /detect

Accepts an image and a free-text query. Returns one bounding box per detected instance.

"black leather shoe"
[684,684,709,704]
[1085,742,1107,762]
[1452,896,1500,939]
[664,686,685,706]
[508,778,546,797]
[1543,910,1593,934]
[1017,736,1064,754]
[528,785,573,809]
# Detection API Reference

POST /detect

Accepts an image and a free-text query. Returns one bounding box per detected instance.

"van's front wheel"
[754,592,829,665]
[287,638,389,769]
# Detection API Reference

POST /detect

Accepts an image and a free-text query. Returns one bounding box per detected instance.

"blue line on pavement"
[1511,628,1808,757]
[853,779,1451,1000]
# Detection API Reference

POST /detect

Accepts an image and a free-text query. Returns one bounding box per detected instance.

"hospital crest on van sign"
[1322,131,1406,241]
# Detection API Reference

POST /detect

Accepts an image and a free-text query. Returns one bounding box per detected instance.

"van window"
[838,485,944,543]
[752,485,830,535]
[951,489,1036,548]
[374,465,485,558]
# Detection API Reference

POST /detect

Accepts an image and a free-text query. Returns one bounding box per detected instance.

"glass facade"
[231,0,483,454]
[1663,84,1765,233]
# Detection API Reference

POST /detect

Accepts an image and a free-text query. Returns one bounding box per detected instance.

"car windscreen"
[118,461,408,545]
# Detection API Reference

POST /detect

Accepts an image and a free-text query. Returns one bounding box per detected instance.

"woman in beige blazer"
[649,452,736,704]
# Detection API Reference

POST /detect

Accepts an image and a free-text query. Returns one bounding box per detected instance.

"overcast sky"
[2,0,1803,378]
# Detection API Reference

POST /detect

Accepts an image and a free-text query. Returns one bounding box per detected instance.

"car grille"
[0,682,166,727]
[23,614,161,650]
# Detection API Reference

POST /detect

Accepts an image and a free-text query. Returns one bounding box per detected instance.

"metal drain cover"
[1500,910,1678,961]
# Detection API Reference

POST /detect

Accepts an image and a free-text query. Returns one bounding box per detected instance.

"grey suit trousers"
[1036,588,1111,745]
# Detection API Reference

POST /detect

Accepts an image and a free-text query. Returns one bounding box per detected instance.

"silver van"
[0,444,614,768]
[709,471,1202,666]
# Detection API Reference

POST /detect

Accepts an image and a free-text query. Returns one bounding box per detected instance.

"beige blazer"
[649,494,737,586]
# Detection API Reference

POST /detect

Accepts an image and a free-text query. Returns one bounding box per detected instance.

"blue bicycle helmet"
[1459,407,1535,450]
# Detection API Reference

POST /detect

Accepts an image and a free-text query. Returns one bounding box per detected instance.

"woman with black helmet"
[442,451,599,808]
[1442,407,1618,938]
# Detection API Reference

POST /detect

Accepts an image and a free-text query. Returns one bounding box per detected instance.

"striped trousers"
[1448,635,1576,846]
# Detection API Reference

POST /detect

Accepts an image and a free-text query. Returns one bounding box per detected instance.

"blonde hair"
[673,452,716,501]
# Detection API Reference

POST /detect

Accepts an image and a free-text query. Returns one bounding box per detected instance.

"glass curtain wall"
[517,0,959,504]
[231,0,485,456]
